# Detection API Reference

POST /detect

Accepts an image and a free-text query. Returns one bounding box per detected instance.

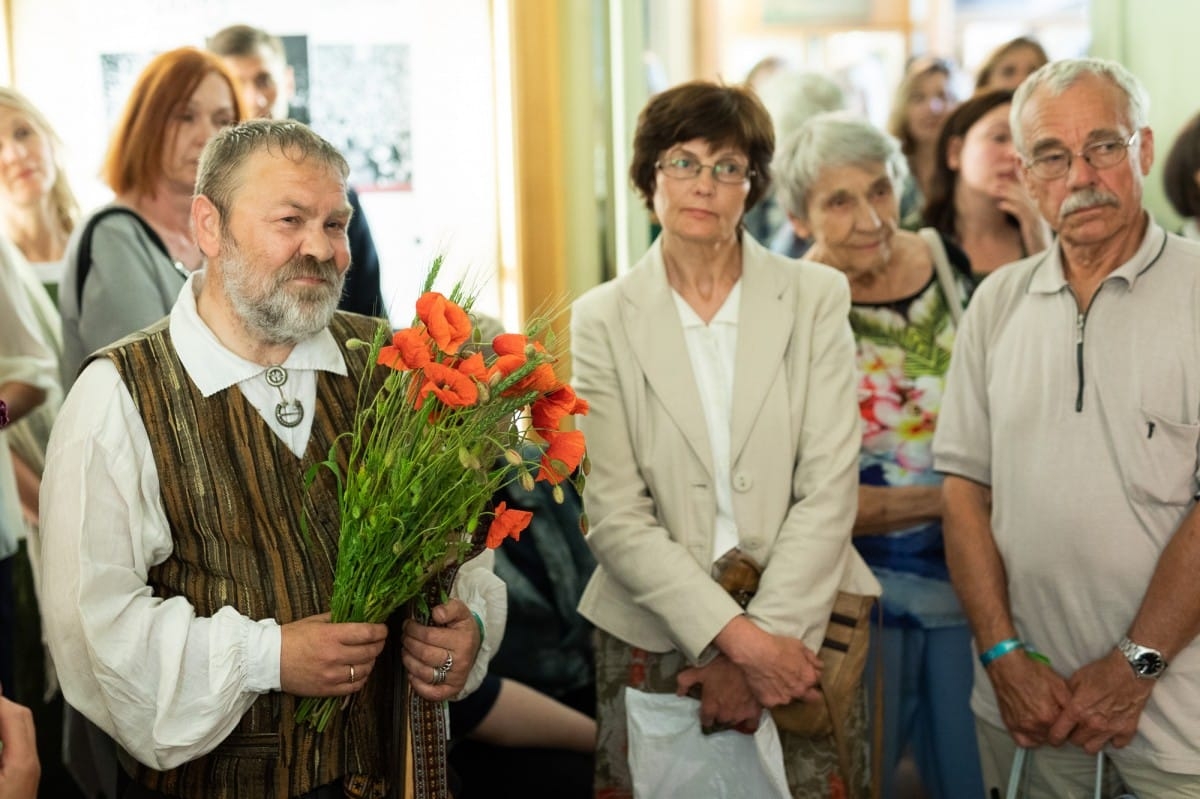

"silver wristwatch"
[1117,636,1168,680]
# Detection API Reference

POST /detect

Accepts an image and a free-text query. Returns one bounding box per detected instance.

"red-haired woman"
[59,47,244,387]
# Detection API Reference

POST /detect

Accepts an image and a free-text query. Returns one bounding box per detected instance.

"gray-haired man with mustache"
[933,58,1200,796]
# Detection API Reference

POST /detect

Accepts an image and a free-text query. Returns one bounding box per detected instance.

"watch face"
[1135,652,1165,676]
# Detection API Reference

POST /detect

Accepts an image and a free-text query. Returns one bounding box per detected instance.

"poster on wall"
[308,43,413,192]
[97,36,413,193]
[281,35,311,125]
[100,51,153,127]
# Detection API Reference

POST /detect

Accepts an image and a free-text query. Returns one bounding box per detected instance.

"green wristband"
[471,611,485,646]
[1025,646,1051,666]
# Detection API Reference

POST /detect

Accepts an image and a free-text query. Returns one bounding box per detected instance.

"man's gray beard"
[220,239,345,346]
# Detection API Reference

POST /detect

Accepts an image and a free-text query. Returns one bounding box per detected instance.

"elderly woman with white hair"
[774,112,983,799]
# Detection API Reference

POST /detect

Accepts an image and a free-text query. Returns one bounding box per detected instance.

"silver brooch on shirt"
[265,365,304,428]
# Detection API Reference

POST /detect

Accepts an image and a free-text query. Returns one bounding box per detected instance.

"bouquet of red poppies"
[295,262,588,731]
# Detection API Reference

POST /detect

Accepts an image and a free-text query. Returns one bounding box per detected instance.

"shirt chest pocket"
[1125,408,1200,506]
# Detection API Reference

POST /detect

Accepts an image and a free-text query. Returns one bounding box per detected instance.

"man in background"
[208,24,389,320]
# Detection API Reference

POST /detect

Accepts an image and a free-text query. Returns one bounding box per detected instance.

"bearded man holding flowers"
[38,120,504,799]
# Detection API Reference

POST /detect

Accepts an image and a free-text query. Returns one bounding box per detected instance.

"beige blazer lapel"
[730,237,794,465]
[618,241,715,481]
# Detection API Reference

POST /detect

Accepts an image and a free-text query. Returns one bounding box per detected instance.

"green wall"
[1090,0,1200,230]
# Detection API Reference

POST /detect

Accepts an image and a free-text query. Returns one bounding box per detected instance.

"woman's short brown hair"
[101,47,245,197]
[1165,111,1200,220]
[629,81,774,214]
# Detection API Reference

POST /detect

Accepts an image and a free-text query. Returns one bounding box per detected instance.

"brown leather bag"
[710,548,873,737]
[710,548,880,797]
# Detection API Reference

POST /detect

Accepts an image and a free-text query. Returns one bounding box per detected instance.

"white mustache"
[1059,189,1119,221]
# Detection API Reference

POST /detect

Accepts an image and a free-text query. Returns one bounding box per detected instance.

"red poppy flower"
[415,362,479,410]
[490,353,560,397]
[492,333,547,357]
[515,365,560,396]
[537,429,586,484]
[454,351,488,382]
[486,501,533,549]
[378,326,433,371]
[492,333,525,356]
[416,292,472,355]
[531,385,590,435]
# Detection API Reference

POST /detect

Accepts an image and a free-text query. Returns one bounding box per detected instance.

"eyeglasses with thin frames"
[656,151,755,184]
[1023,131,1139,181]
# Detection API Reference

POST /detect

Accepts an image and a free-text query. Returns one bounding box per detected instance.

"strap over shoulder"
[74,206,173,301]
[917,227,965,325]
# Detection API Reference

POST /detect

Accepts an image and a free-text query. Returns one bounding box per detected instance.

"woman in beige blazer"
[572,80,879,798]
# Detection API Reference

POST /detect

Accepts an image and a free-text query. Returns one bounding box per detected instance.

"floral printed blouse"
[850,267,973,628]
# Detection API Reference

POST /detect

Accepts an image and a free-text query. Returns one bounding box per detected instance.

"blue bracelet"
[980,637,1025,667]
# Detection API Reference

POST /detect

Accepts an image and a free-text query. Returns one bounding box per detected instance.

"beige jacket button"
[732,472,753,492]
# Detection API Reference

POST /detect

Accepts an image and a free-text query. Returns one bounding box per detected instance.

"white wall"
[10,0,505,326]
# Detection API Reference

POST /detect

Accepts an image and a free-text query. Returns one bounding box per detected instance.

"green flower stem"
[296,273,577,733]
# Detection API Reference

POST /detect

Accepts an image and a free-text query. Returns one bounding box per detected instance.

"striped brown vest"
[104,312,394,799]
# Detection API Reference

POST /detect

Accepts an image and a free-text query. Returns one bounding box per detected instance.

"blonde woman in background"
[0,241,53,705]
[0,87,75,522]
[888,57,958,228]
[973,36,1049,93]
[0,86,81,798]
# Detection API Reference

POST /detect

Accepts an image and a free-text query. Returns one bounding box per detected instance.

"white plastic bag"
[625,687,791,799]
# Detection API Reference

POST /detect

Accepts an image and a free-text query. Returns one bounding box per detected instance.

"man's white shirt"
[40,273,504,770]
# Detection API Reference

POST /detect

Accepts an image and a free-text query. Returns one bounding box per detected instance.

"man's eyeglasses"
[1023,131,1139,181]
[656,152,754,184]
